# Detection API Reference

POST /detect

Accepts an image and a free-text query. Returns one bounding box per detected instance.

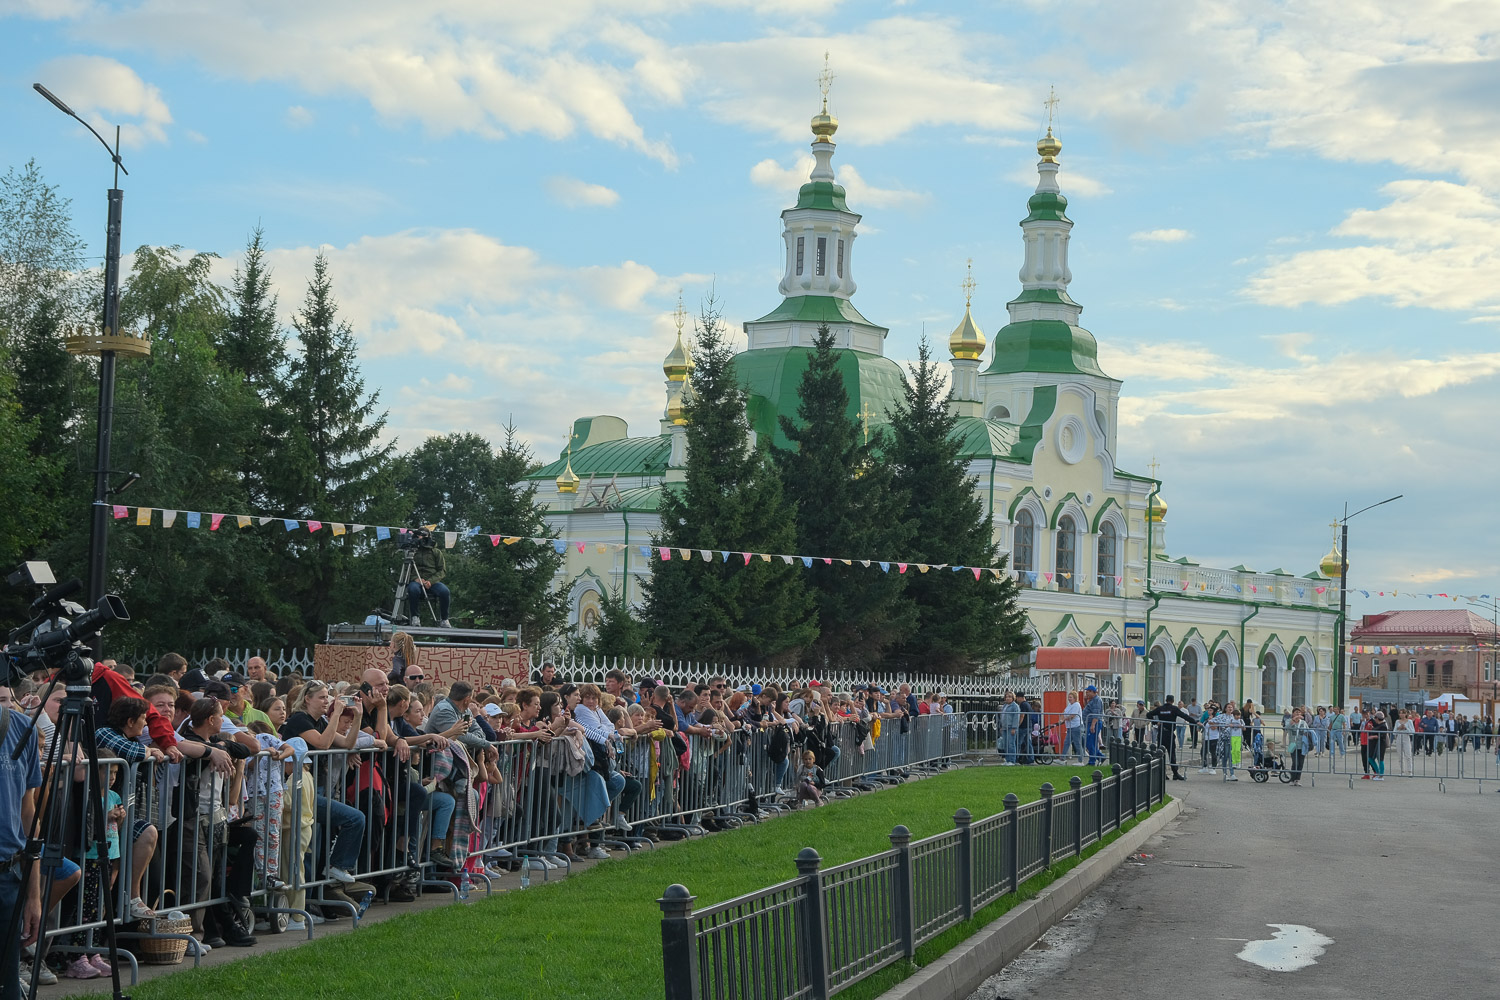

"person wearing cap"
[1146,695,1194,780]
[1081,685,1105,765]
[223,673,271,732]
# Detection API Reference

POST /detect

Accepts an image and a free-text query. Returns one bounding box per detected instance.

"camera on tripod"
[4,560,129,685]
[397,527,435,550]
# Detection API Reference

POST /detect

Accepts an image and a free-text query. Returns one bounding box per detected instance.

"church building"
[530,91,1341,711]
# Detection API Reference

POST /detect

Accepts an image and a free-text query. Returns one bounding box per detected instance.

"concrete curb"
[877,795,1184,1000]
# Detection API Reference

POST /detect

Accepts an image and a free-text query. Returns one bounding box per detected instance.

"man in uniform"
[1146,694,1195,780]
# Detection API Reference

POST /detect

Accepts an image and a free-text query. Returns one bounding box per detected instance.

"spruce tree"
[644,297,816,665]
[772,324,913,669]
[573,586,653,660]
[221,227,286,509]
[886,338,1032,671]
[272,252,400,636]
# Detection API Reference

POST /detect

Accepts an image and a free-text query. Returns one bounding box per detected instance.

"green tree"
[644,297,816,666]
[220,227,287,508]
[0,159,85,347]
[270,252,400,637]
[397,432,500,530]
[572,586,653,660]
[0,351,60,624]
[886,339,1032,671]
[774,325,914,669]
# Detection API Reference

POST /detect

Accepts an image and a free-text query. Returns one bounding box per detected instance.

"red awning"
[1035,646,1133,673]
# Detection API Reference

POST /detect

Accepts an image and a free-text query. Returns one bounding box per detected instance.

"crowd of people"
[1,642,963,994]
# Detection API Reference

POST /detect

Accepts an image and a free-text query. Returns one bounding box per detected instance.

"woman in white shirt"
[1062,693,1084,763]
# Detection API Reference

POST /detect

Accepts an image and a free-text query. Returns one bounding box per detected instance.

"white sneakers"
[439,619,452,628]
[408,615,420,626]
[585,846,610,860]
[325,866,356,884]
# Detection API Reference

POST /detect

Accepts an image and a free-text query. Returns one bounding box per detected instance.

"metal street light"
[1334,494,1403,708]
[33,81,150,655]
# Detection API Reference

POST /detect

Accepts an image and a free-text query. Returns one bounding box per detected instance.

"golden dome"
[1037,126,1061,163]
[811,106,838,145]
[948,305,985,360]
[555,455,579,494]
[663,329,693,381]
[1147,491,1168,523]
[1319,543,1343,578]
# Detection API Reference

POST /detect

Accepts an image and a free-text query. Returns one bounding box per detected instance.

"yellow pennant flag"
[237,515,252,529]
[596,544,609,554]
[136,507,152,526]
[839,559,852,566]
[504,536,521,545]
[679,548,692,560]
[989,568,1001,579]
[332,523,346,536]
[759,553,771,562]
[424,523,438,532]
[917,564,931,573]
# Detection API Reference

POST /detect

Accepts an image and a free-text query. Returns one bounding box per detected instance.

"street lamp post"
[1334,494,1403,709]
[33,82,150,654]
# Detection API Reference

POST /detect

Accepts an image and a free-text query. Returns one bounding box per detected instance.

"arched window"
[988,405,1011,421]
[1056,515,1076,593]
[1291,654,1307,706]
[1261,658,1277,711]
[1148,646,1166,705]
[1212,649,1230,704]
[1014,510,1034,585]
[1098,521,1117,596]
[1180,647,1198,705]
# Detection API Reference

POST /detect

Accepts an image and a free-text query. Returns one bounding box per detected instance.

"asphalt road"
[970,772,1499,998]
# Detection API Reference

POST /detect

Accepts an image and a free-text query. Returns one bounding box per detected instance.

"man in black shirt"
[1145,695,1195,780]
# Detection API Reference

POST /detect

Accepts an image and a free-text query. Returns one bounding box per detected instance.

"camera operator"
[405,529,451,629]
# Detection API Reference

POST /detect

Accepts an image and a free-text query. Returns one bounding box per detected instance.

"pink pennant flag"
[659,547,672,560]
[1250,585,1257,593]
[307,520,322,532]
[1316,586,1326,594]
[577,541,586,553]
[971,567,981,580]
[112,505,127,519]
[1181,581,1189,591]
[822,557,832,565]
[490,535,500,546]
[741,552,752,565]
[1115,575,1123,586]
[1043,572,1053,584]
[898,563,908,574]
[210,513,225,531]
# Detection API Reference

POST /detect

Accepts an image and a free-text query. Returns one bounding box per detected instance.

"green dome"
[795,181,849,212]
[732,346,905,450]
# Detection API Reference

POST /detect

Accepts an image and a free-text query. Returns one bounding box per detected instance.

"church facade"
[530,100,1341,711]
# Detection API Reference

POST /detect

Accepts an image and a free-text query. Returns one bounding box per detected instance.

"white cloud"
[285,105,314,129]
[545,176,621,208]
[1005,164,1112,198]
[1130,228,1192,243]
[749,153,927,209]
[1246,180,1500,311]
[35,55,172,148]
[1151,297,1186,311]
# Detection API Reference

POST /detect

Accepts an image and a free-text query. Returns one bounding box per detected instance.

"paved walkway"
[971,775,1498,998]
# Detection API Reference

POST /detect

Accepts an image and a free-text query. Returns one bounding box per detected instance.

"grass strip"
[71,764,1145,1000]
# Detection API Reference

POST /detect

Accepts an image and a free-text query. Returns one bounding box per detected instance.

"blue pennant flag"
[1296,587,1305,597]
[879,562,890,572]
[951,566,964,572]
[1234,584,1242,592]
[1360,590,1369,598]
[1026,571,1038,585]
[720,551,730,562]
[468,525,482,536]
[186,511,201,529]
[639,545,651,559]
[283,519,298,531]
[553,539,567,554]
[800,556,812,568]
[376,526,391,540]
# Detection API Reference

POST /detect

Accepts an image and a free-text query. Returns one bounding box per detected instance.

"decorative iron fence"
[658,742,1167,1000]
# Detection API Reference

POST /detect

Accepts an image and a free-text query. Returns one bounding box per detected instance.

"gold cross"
[1043,86,1060,130]
[565,425,579,458]
[818,51,834,111]
[1147,454,1160,479]
[962,258,976,308]
[673,289,685,334]
[858,401,876,444]
[1329,520,1340,541]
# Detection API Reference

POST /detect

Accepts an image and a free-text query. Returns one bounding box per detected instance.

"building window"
[1425,660,1436,683]
[837,239,845,278]
[1261,659,1277,711]
[1442,660,1453,685]
[1371,657,1380,676]
[1014,510,1034,584]
[1291,654,1307,706]
[796,237,805,275]
[1148,647,1165,705]
[1487,661,1494,682]
[1098,521,1117,597]
[1409,658,1417,679]
[988,405,1011,421]
[816,237,827,276]
[1056,515,1076,592]
[1180,648,1199,705]
[1388,659,1398,679]
[1213,650,1230,704]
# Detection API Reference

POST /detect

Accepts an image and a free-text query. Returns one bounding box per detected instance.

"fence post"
[1112,763,1124,830]
[1040,783,1055,870]
[659,884,701,1000]
[953,808,973,920]
[1092,769,1104,841]
[1003,793,1020,893]
[795,848,831,1000]
[1127,756,1139,818]
[1069,776,1083,858]
[889,826,916,959]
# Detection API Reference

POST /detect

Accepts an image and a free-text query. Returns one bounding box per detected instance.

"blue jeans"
[316,795,366,872]
[1065,727,1085,760]
[1,871,20,1000]
[774,758,791,789]
[1085,728,1102,764]
[1001,728,1018,763]
[430,790,456,839]
[407,580,450,620]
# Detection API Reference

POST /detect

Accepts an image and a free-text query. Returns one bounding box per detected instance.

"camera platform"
[316,622,530,689]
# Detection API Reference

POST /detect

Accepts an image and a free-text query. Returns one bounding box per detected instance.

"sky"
[3,0,1498,618]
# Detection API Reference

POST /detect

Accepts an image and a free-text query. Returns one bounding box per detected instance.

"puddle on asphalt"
[1236,924,1333,972]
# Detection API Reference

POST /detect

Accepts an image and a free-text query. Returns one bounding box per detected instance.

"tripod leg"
[76,701,129,999]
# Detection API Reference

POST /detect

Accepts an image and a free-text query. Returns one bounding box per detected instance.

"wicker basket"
[138,891,193,965]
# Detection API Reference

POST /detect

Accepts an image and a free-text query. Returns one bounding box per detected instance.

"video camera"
[397,527,435,550]
[4,561,129,686]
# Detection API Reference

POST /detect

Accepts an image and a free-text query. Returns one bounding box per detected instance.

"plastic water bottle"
[458,872,471,901]
[520,865,530,890]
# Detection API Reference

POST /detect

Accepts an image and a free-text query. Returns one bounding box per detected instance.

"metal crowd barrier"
[658,745,1169,1000]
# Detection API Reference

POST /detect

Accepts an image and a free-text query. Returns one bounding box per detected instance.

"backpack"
[768,725,791,763]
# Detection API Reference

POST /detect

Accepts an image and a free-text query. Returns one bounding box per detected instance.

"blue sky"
[3,1,1498,615]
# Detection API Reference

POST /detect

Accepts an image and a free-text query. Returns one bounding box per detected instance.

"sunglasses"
[407,673,425,681]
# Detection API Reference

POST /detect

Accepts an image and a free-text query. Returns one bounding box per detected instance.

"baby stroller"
[1248,740,1293,783]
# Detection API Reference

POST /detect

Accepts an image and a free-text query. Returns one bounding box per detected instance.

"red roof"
[1035,647,1136,672]
[1352,610,1499,640]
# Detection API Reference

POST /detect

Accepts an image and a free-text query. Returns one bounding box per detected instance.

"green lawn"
[87,763,1135,1000]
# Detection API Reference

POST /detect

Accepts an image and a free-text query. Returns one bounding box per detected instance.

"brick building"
[1349,610,1500,717]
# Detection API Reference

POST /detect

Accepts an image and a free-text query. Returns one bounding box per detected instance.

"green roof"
[951,415,1020,461]
[983,318,1113,379]
[748,294,885,331]
[794,181,850,212]
[1023,190,1071,224]
[611,484,670,512]
[732,346,907,450]
[532,434,671,481]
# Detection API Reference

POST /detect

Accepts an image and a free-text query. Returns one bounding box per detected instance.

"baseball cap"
[750,683,763,696]
[223,672,248,688]
[203,679,232,700]
[1085,685,1098,692]
[1137,700,1146,706]
[181,668,210,692]
[483,703,502,717]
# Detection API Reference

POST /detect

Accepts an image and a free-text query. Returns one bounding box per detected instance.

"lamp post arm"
[33,83,129,176]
